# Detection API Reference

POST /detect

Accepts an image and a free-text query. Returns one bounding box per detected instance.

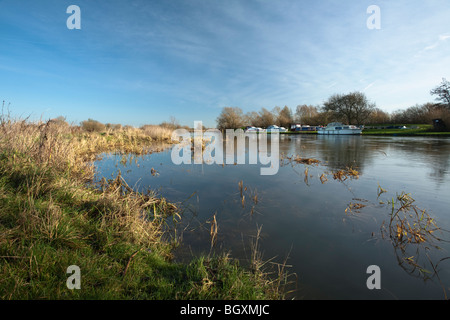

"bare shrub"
[80,119,105,132]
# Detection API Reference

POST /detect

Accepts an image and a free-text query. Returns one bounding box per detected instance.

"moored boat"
[317,122,362,135]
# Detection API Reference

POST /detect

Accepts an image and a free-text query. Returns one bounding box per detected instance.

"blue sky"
[0,0,449,127]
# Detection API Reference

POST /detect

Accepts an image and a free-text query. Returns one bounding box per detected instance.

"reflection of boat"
[317,122,362,135]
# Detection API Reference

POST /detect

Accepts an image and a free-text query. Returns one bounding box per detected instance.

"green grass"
[362,124,450,136]
[280,131,317,134]
[0,118,286,300]
[283,124,450,136]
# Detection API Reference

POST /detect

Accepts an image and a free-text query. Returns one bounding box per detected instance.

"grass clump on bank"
[0,113,284,300]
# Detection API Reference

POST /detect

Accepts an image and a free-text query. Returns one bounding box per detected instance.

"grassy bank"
[279,124,450,136]
[0,116,285,300]
[362,124,450,136]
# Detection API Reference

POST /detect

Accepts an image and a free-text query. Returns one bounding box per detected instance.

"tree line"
[47,115,190,133]
[216,78,450,130]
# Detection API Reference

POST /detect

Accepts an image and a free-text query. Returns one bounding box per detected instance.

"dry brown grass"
[0,114,173,180]
[332,167,360,181]
[0,113,177,253]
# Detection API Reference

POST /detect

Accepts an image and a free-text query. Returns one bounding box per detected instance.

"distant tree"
[314,108,334,126]
[295,105,319,123]
[51,116,69,127]
[391,103,450,124]
[430,78,450,108]
[105,123,122,131]
[390,109,407,124]
[367,108,390,124]
[277,106,293,128]
[160,116,181,130]
[323,92,375,125]
[216,107,244,130]
[244,111,259,126]
[271,106,281,120]
[80,119,105,132]
[256,107,275,128]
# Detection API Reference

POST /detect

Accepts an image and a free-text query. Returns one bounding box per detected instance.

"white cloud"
[438,34,450,41]
[363,82,376,92]
[418,33,450,54]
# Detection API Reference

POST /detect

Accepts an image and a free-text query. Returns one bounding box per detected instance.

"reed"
[282,154,320,166]
[379,190,449,298]
[345,202,367,214]
[247,225,296,299]
[384,192,440,246]
[208,213,218,249]
[332,167,359,181]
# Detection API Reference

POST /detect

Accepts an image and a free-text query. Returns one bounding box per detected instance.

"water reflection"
[94,135,450,299]
[383,137,450,186]
[282,135,450,186]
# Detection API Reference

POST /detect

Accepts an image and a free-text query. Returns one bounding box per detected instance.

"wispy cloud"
[417,33,450,55]
[363,82,376,92]
[1,0,450,126]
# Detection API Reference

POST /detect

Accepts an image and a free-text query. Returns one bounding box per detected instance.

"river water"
[94,134,450,299]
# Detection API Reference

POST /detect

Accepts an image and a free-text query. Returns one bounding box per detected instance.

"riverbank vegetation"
[0,112,287,300]
[216,78,450,133]
[362,124,450,136]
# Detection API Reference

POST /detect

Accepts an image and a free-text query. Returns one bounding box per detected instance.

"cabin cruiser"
[317,122,362,135]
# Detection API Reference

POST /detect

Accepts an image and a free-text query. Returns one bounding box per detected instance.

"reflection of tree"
[284,136,450,185]
[279,135,386,179]
[289,135,385,174]
[388,138,450,186]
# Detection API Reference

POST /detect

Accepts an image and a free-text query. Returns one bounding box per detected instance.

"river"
[94,134,450,299]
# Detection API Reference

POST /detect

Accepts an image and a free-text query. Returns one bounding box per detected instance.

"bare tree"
[80,119,105,132]
[243,111,258,126]
[323,92,375,125]
[160,116,181,130]
[295,105,319,123]
[430,78,450,108]
[216,107,245,130]
[367,108,391,124]
[391,103,449,124]
[277,106,293,128]
[256,107,275,128]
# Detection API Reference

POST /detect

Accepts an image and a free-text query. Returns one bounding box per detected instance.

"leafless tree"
[295,105,319,123]
[276,106,293,128]
[323,92,375,125]
[255,107,275,128]
[430,78,450,108]
[216,107,245,130]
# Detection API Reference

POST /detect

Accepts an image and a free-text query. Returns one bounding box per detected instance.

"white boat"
[266,125,287,133]
[245,126,265,133]
[317,122,362,135]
